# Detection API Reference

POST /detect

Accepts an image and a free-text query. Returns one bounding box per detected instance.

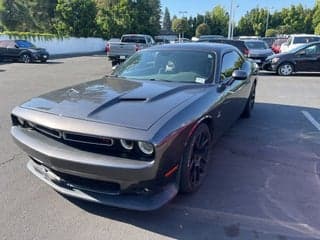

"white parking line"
[302,111,320,131]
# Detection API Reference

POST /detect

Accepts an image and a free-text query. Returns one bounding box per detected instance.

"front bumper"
[11,126,179,210]
[32,53,49,61]
[27,160,178,210]
[262,61,278,71]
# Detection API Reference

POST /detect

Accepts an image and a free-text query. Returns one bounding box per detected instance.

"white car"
[280,34,320,53]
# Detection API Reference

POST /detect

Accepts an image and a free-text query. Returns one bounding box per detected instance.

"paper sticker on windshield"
[195,77,206,84]
[208,54,213,59]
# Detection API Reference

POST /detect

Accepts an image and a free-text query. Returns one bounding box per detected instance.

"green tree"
[265,28,279,37]
[0,0,58,32]
[96,0,161,39]
[0,0,33,31]
[55,0,98,37]
[162,7,171,31]
[313,0,320,31]
[210,6,229,36]
[195,23,210,37]
[172,18,188,38]
[28,0,57,32]
[281,4,312,34]
[315,23,320,34]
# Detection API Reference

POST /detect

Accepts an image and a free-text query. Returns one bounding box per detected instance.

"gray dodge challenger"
[11,43,258,210]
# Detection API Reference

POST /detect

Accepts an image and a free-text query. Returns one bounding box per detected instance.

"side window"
[6,41,16,48]
[0,41,8,47]
[305,45,317,55]
[221,51,244,81]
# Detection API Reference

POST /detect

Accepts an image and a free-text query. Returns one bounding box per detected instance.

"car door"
[218,51,250,126]
[6,40,21,60]
[294,44,320,72]
[0,41,7,59]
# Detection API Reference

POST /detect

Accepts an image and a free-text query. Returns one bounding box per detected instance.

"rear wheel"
[277,63,294,76]
[180,123,211,193]
[20,54,32,63]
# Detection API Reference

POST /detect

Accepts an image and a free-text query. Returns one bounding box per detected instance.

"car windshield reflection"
[114,50,215,84]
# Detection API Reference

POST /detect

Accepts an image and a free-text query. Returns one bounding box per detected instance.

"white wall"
[0,35,106,55]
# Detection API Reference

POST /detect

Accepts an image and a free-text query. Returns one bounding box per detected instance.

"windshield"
[245,41,268,50]
[113,49,215,84]
[293,36,320,44]
[15,40,36,48]
[122,36,146,44]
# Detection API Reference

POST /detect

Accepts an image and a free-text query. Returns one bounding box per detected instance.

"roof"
[290,34,320,37]
[147,42,236,53]
[122,34,151,37]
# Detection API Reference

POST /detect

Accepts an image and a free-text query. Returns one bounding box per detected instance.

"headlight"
[120,139,134,150]
[17,117,25,126]
[271,57,280,64]
[138,141,154,155]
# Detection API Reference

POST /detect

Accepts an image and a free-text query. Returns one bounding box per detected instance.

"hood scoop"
[119,97,148,102]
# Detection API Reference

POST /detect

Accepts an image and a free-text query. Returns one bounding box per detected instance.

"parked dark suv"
[262,41,320,76]
[0,40,49,63]
[202,39,273,67]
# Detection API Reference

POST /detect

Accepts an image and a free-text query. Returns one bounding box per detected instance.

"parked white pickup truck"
[106,34,155,66]
[280,34,320,53]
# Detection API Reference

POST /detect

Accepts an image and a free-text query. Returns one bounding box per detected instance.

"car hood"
[248,49,274,57]
[266,52,293,60]
[20,77,206,130]
[28,48,48,53]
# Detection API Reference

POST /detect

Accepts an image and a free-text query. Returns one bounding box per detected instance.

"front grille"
[29,122,115,147]
[49,168,120,195]
[31,123,61,138]
[63,132,114,146]
[11,115,154,161]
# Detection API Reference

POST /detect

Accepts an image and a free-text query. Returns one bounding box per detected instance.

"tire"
[41,59,47,63]
[111,60,119,67]
[20,53,32,63]
[241,83,256,118]
[180,123,211,193]
[277,63,294,76]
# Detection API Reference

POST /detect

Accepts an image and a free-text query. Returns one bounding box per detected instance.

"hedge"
[0,31,64,40]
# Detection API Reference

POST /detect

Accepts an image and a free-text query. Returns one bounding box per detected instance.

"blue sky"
[160,0,316,21]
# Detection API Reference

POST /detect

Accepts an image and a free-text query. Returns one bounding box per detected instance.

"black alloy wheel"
[242,83,256,118]
[20,54,32,63]
[180,123,211,193]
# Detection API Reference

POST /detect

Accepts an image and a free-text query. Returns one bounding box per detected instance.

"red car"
[271,38,287,54]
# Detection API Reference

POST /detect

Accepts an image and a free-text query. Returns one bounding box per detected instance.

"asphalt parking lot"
[1,55,320,240]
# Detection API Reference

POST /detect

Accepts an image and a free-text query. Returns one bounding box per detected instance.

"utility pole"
[227,0,234,39]
[231,4,239,39]
[265,7,273,37]
[178,11,188,41]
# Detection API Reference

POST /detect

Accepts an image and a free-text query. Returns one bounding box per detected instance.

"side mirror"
[297,51,306,56]
[232,70,248,80]
[14,44,19,48]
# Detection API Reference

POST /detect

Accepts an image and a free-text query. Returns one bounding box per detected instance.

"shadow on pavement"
[64,102,320,240]
[259,71,320,77]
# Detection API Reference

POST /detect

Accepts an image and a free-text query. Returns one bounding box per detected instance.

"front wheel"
[20,54,32,63]
[241,83,256,118]
[277,63,294,76]
[180,123,211,193]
